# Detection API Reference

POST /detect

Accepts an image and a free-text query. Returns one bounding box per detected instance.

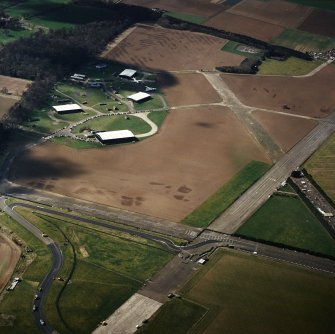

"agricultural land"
[0,1,334,333]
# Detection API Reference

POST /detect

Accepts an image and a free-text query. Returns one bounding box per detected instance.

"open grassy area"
[287,0,335,11]
[139,298,207,334]
[148,111,168,129]
[222,41,263,60]
[164,12,206,24]
[0,28,33,45]
[51,137,101,149]
[258,57,322,76]
[236,194,335,257]
[304,132,335,202]
[133,95,164,111]
[271,28,335,52]
[73,115,151,136]
[140,250,335,334]
[0,213,52,334]
[181,161,270,228]
[2,207,173,334]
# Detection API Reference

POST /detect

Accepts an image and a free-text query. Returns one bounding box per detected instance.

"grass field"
[140,250,335,334]
[133,95,164,111]
[51,137,101,149]
[73,115,151,136]
[221,41,263,60]
[236,194,335,257]
[258,57,322,76]
[0,213,52,334]
[304,132,335,203]
[271,28,335,52]
[139,298,207,334]
[181,161,270,228]
[0,28,33,45]
[164,12,206,24]
[1,207,173,334]
[147,111,168,129]
[287,0,335,11]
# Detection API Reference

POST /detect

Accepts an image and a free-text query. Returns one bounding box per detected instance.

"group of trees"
[0,11,22,30]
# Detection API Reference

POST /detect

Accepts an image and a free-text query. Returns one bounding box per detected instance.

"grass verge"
[236,193,335,257]
[258,57,322,76]
[164,12,206,24]
[181,161,270,228]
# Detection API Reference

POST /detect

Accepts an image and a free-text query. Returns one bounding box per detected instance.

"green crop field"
[222,41,264,60]
[73,115,151,136]
[236,193,335,257]
[181,161,270,228]
[258,57,322,76]
[164,12,206,24]
[140,250,335,334]
[271,28,335,52]
[0,207,173,334]
[305,132,335,203]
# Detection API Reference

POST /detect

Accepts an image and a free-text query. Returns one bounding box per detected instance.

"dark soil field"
[252,110,317,152]
[298,9,335,38]
[205,11,284,42]
[221,65,335,118]
[104,26,245,71]
[10,107,268,222]
[0,96,17,119]
[122,0,223,18]
[159,73,221,107]
[0,75,31,95]
[227,0,312,27]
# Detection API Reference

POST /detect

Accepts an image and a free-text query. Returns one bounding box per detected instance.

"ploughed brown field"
[298,9,335,38]
[103,26,244,71]
[122,0,224,18]
[205,11,284,42]
[227,0,312,28]
[0,233,21,293]
[10,107,268,222]
[221,66,335,119]
[0,75,31,95]
[252,110,317,152]
[0,96,17,118]
[159,73,222,107]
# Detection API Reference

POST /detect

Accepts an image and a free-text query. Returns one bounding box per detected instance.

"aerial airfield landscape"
[0,0,335,333]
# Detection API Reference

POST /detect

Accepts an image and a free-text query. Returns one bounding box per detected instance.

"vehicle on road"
[40,319,45,326]
[32,305,38,311]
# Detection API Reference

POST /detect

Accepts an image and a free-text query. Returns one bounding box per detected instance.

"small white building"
[52,103,82,114]
[127,92,151,103]
[119,69,136,78]
[95,130,136,144]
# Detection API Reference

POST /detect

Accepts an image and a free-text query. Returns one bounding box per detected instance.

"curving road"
[0,197,62,334]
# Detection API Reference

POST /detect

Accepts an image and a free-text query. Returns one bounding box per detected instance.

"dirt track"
[0,232,21,292]
[10,107,268,222]
[221,65,335,119]
[104,26,244,71]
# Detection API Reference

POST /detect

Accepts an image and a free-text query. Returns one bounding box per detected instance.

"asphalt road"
[0,197,61,334]
[210,115,335,234]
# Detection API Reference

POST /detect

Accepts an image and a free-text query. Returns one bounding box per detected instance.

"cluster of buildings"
[308,48,335,61]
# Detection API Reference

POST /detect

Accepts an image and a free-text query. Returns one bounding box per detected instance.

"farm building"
[52,103,82,114]
[95,130,137,144]
[127,92,151,103]
[119,69,136,78]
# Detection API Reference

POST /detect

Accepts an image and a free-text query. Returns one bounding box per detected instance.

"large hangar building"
[95,130,137,144]
[52,103,82,114]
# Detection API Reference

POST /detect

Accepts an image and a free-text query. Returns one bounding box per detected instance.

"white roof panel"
[96,130,135,141]
[52,104,82,112]
[119,69,136,77]
[127,92,151,102]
